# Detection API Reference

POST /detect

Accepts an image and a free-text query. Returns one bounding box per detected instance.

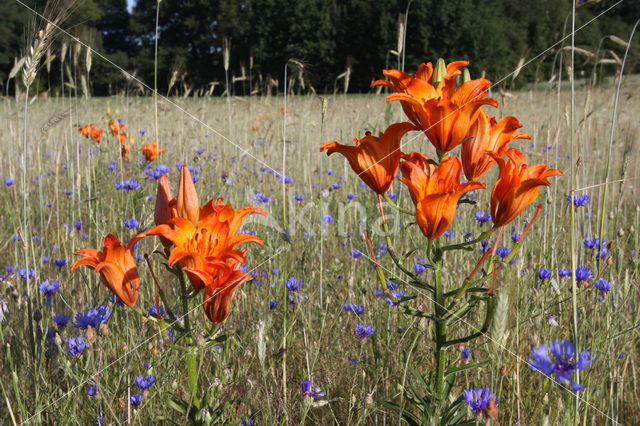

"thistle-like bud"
[432,58,446,87]
[85,325,97,344]
[177,165,200,225]
[154,175,173,226]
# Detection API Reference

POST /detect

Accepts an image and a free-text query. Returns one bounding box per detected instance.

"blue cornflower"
[269,300,278,310]
[75,222,82,232]
[462,347,471,360]
[241,420,254,426]
[130,394,143,408]
[567,194,589,208]
[4,178,15,186]
[294,194,305,202]
[148,305,165,317]
[354,324,374,340]
[479,240,490,254]
[286,278,303,292]
[594,279,612,295]
[87,385,98,397]
[135,375,156,390]
[322,215,334,224]
[53,258,68,268]
[301,380,325,399]
[538,268,552,280]
[253,192,272,204]
[575,266,593,283]
[558,268,571,278]
[386,280,400,290]
[342,303,364,315]
[350,249,362,259]
[114,180,141,191]
[495,247,511,260]
[73,305,111,329]
[53,314,70,328]
[463,387,497,414]
[385,290,408,307]
[331,182,342,190]
[124,219,139,229]
[67,336,85,356]
[413,263,427,275]
[18,268,35,280]
[511,232,521,243]
[529,339,595,392]
[475,211,492,224]
[346,193,355,200]
[444,230,455,239]
[146,164,170,180]
[39,281,60,305]
[271,268,280,275]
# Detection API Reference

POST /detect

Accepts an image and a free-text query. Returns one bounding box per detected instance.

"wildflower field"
[1,68,638,424]
[1,3,640,420]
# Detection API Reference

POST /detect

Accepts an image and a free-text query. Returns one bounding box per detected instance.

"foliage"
[2,0,639,96]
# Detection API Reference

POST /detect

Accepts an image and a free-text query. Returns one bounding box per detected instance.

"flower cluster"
[75,123,102,144]
[141,141,165,162]
[321,59,562,239]
[72,165,267,323]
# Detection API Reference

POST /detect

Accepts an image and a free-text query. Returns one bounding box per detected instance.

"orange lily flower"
[176,165,200,225]
[386,71,498,154]
[76,123,102,144]
[90,125,102,143]
[109,119,126,137]
[121,140,130,162]
[461,109,531,180]
[141,141,165,162]
[320,122,416,194]
[117,132,128,145]
[399,151,433,204]
[372,60,468,126]
[400,156,485,239]
[489,148,563,227]
[71,234,139,306]
[154,175,173,226]
[201,258,253,323]
[131,199,266,292]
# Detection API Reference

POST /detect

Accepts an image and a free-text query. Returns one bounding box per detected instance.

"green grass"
[0,77,638,424]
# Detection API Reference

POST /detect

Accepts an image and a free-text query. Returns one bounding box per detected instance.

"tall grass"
[0,6,639,422]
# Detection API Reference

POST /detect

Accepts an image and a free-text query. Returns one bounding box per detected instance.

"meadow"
[0,70,639,425]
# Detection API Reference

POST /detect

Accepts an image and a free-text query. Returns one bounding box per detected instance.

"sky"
[126,0,135,13]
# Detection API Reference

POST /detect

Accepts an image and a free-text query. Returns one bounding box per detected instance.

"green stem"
[187,347,200,409]
[382,221,432,291]
[382,194,413,215]
[443,295,495,348]
[433,266,446,408]
[176,266,191,333]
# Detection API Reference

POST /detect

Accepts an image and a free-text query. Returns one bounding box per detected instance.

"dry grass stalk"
[22,23,57,88]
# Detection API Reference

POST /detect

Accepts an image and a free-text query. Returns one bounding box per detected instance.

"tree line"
[1,0,638,97]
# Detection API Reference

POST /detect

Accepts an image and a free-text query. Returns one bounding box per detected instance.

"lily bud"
[462,67,471,83]
[154,175,173,226]
[432,58,446,87]
[177,165,200,225]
